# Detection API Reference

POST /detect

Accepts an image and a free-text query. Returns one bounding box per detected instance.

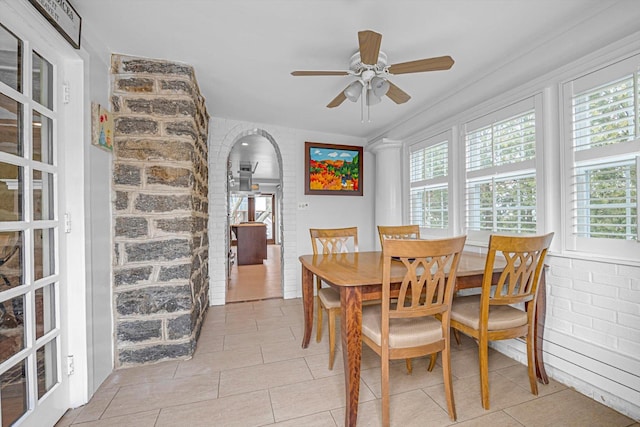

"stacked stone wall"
[111,55,209,366]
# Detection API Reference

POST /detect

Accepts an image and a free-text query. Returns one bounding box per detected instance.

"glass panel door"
[0,17,67,426]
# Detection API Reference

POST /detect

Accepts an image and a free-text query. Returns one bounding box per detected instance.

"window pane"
[0,358,27,426]
[0,162,23,221]
[0,230,23,291]
[0,294,25,364]
[494,175,537,232]
[0,24,22,92]
[410,140,449,230]
[33,170,54,221]
[466,128,493,172]
[32,51,53,110]
[34,228,55,281]
[410,142,447,182]
[467,173,536,233]
[572,75,636,151]
[466,179,494,230]
[494,113,536,166]
[37,339,58,399]
[35,283,56,340]
[32,110,53,164]
[0,93,22,157]
[410,187,448,228]
[574,160,637,240]
[467,110,535,172]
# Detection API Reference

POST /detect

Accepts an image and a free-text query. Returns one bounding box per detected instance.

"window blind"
[409,140,448,229]
[570,70,639,241]
[572,74,637,151]
[465,108,537,234]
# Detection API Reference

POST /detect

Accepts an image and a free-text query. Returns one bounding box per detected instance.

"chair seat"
[451,295,527,330]
[362,305,443,348]
[318,287,340,309]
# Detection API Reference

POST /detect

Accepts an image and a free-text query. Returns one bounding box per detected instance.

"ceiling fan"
[291,30,454,121]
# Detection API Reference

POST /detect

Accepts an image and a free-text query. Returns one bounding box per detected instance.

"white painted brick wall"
[495,253,640,420]
[207,117,368,306]
[547,254,640,357]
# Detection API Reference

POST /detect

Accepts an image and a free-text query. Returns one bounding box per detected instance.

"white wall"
[384,28,640,421]
[208,118,371,305]
[80,36,114,395]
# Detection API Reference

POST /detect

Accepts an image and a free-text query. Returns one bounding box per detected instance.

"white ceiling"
[73,1,640,180]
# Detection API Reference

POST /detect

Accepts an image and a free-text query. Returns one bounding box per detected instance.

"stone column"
[368,138,403,234]
[111,55,209,366]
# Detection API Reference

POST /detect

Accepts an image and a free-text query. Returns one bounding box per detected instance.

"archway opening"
[225,132,283,302]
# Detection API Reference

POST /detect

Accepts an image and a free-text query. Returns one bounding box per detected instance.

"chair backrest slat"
[483,233,554,307]
[310,227,358,255]
[377,225,420,247]
[383,236,466,320]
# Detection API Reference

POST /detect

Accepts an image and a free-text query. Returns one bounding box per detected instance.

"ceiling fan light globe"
[371,77,390,97]
[344,81,363,102]
[367,89,383,105]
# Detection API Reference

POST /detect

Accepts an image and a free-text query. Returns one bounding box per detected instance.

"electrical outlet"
[297,202,309,210]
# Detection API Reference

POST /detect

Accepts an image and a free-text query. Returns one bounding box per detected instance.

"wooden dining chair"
[377,224,430,373]
[377,224,420,246]
[362,236,466,426]
[450,232,554,410]
[309,227,358,370]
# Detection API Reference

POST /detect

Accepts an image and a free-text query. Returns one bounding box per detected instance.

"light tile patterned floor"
[226,245,282,303]
[56,297,638,427]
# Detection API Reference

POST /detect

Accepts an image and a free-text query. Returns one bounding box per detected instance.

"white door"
[0,8,71,426]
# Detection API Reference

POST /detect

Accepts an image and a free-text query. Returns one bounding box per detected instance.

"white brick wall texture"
[494,253,640,420]
[207,118,303,305]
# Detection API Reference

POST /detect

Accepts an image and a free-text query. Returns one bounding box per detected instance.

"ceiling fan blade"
[386,82,411,104]
[291,71,350,76]
[358,30,382,65]
[388,55,454,75]
[327,90,347,108]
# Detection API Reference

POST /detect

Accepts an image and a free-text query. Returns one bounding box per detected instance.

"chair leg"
[526,330,538,396]
[381,354,390,427]
[442,346,457,421]
[316,298,323,343]
[478,335,490,410]
[428,353,437,372]
[452,328,461,345]
[328,308,337,370]
[405,358,412,374]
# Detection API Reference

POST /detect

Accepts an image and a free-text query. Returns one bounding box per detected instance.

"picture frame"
[304,141,363,196]
[91,102,114,152]
[28,0,82,49]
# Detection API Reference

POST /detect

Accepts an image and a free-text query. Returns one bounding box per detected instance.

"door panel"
[0,11,69,426]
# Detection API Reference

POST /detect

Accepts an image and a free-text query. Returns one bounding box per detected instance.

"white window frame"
[408,130,453,238]
[561,54,640,261]
[462,95,545,245]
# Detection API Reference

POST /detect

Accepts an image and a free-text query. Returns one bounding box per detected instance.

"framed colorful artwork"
[91,102,114,152]
[304,141,363,196]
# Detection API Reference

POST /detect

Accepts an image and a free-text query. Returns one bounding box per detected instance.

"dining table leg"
[341,286,363,427]
[301,265,314,348]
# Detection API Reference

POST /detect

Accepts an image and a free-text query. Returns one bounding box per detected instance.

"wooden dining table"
[299,250,549,427]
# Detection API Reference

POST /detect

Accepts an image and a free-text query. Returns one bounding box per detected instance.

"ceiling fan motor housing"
[349,50,388,76]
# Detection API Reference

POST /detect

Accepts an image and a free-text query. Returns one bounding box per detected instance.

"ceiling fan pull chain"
[361,83,366,123]
[367,81,372,122]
